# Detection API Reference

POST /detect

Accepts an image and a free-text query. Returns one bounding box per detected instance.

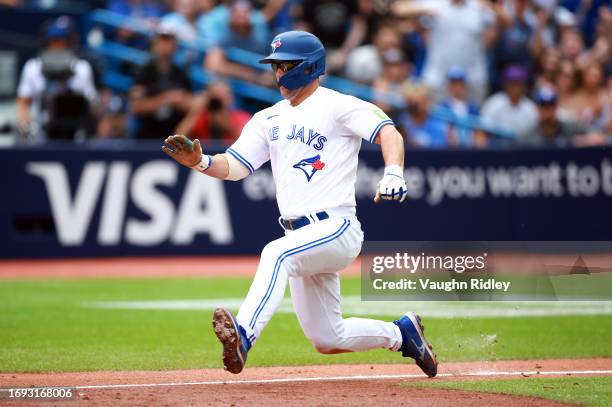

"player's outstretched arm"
[162,134,230,180]
[373,124,408,203]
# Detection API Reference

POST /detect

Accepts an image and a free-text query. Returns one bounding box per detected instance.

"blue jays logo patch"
[271,39,282,52]
[293,155,325,182]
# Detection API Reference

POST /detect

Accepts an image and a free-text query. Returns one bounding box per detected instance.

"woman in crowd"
[564,62,610,131]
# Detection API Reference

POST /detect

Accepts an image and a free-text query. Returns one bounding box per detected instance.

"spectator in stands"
[399,15,428,77]
[529,0,582,64]
[397,83,452,148]
[556,58,579,111]
[250,0,295,35]
[490,0,537,91]
[564,62,610,131]
[534,47,561,91]
[493,0,534,70]
[589,6,612,67]
[108,0,167,18]
[372,48,413,115]
[481,65,538,139]
[175,80,251,145]
[107,0,167,50]
[555,25,608,72]
[161,0,213,48]
[439,67,480,117]
[130,25,192,139]
[560,0,610,46]
[198,0,269,47]
[16,16,98,142]
[96,94,128,141]
[437,66,486,147]
[552,7,612,120]
[393,0,498,103]
[203,0,274,86]
[296,0,367,74]
[161,0,214,67]
[522,87,607,147]
[557,28,590,66]
[345,23,403,84]
[357,0,395,45]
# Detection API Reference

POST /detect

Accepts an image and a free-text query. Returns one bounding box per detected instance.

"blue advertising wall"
[1,145,611,258]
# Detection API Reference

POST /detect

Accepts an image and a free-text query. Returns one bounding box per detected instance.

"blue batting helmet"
[46,16,74,39]
[259,31,326,90]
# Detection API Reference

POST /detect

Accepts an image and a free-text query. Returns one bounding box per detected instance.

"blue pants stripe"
[248,219,351,330]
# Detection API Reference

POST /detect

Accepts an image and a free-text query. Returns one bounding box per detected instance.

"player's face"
[271,61,299,74]
[272,61,300,99]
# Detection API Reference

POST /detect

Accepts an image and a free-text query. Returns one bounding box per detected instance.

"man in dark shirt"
[297,0,366,73]
[522,88,599,147]
[130,25,192,139]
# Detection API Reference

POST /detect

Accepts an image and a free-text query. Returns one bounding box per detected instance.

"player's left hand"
[374,165,407,203]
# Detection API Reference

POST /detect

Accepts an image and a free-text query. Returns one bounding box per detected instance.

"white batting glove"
[374,165,407,203]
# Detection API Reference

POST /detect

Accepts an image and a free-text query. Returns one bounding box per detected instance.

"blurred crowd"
[8,0,612,148]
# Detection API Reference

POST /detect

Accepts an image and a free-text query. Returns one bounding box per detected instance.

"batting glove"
[374,165,407,203]
[162,134,212,173]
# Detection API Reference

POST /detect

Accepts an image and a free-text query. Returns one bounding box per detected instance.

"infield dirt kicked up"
[1,359,612,406]
[1,257,611,406]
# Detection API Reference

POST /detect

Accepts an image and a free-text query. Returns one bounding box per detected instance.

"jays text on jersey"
[226,86,393,217]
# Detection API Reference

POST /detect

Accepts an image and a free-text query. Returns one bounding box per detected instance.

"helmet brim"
[259,52,305,64]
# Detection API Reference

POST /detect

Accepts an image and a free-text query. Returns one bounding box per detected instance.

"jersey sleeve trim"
[369,120,394,143]
[226,147,255,174]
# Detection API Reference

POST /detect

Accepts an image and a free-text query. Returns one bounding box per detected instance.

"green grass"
[0,277,611,372]
[408,376,612,407]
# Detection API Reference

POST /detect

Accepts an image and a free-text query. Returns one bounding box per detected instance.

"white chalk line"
[62,369,612,390]
[84,297,612,318]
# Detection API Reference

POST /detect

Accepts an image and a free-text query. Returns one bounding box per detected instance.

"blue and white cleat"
[393,312,438,377]
[212,307,250,374]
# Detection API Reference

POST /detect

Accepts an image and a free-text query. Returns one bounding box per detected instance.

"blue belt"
[281,211,329,231]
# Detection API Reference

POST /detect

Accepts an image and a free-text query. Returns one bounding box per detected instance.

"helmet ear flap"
[307,60,321,78]
[310,55,326,78]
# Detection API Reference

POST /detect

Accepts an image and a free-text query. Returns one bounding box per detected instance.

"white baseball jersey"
[226,86,393,218]
[229,86,405,357]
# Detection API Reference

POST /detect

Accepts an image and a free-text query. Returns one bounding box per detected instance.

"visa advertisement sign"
[1,146,611,258]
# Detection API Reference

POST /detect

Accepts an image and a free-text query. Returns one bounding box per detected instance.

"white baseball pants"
[236,214,402,353]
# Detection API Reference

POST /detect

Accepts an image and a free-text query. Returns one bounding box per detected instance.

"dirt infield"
[0,257,361,279]
[2,359,611,406]
[2,251,612,280]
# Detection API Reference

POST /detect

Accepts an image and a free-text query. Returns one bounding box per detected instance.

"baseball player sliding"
[163,31,438,377]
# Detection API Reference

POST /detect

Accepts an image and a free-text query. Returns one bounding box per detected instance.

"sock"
[238,325,252,351]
